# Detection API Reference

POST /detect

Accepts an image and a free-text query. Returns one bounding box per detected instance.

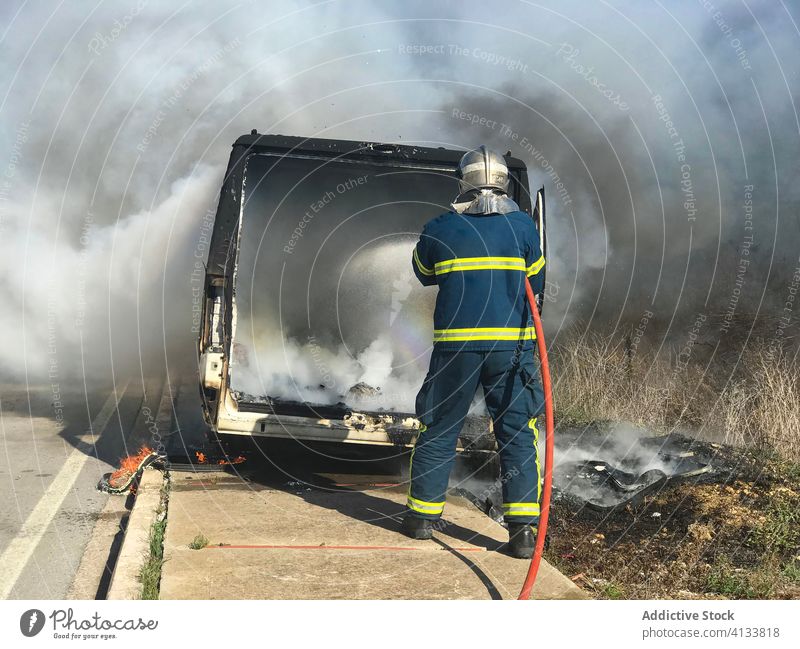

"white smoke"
[555,422,679,476]
[0,1,428,382]
[232,329,424,411]
[231,239,430,411]
[0,164,221,379]
[1,0,797,389]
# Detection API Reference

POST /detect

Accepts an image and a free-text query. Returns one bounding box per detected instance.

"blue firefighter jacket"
[412,209,545,351]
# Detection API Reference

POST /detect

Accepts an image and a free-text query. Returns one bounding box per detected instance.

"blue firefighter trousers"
[407,348,544,525]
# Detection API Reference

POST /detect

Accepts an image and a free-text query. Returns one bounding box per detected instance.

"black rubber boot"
[401,515,435,540]
[507,523,537,559]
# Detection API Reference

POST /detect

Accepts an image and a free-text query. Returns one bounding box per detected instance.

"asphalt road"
[0,377,202,599]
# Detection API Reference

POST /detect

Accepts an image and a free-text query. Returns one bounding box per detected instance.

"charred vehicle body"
[198,132,546,450]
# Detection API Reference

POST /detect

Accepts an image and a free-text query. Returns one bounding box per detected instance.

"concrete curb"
[106,468,165,600]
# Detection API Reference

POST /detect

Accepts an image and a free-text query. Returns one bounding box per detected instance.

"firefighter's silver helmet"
[455,145,510,194]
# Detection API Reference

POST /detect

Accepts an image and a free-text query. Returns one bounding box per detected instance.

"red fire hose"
[517,276,554,600]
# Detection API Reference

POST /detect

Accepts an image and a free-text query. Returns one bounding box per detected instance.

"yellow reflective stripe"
[503,502,541,516]
[439,263,525,273]
[407,495,445,514]
[413,247,434,276]
[435,256,527,275]
[435,326,533,333]
[427,255,544,276]
[408,495,445,509]
[437,255,525,266]
[529,417,541,502]
[433,326,536,342]
[407,501,443,515]
[526,254,545,276]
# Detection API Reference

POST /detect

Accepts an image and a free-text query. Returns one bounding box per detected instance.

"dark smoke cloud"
[410,2,800,351]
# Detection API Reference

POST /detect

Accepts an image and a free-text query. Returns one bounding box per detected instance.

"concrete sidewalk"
[159,471,587,600]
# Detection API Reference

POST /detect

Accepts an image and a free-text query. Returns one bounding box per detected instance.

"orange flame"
[195,451,207,464]
[218,455,246,465]
[109,446,154,489]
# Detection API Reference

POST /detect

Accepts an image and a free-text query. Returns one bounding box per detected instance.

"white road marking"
[0,383,128,599]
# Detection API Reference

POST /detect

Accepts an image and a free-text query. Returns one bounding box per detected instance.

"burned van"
[198,132,545,448]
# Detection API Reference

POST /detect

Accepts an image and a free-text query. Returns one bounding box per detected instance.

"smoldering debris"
[446,422,715,518]
[347,382,381,400]
[553,423,714,510]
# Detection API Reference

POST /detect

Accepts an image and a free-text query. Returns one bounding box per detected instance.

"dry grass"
[548,329,800,599]
[551,330,800,461]
[547,462,800,599]
[552,332,709,429]
[717,350,800,459]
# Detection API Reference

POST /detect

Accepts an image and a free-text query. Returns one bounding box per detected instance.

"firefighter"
[402,145,545,559]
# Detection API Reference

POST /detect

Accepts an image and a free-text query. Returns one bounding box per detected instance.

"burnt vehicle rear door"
[199,134,533,445]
